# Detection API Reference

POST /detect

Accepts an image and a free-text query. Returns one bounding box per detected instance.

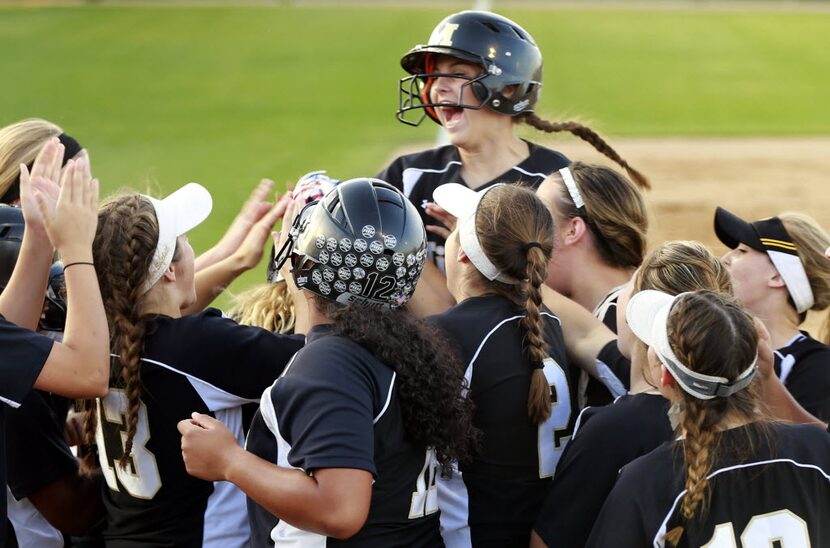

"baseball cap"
[626,289,757,400]
[714,207,814,313]
[433,183,520,284]
[141,183,212,293]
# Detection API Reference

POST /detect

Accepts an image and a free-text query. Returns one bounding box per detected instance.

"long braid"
[91,196,158,470]
[523,247,552,424]
[472,185,556,425]
[78,398,100,474]
[660,291,761,546]
[522,114,650,189]
[663,399,719,545]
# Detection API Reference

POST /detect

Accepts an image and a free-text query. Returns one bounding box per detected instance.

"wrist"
[223,444,249,483]
[58,245,94,265]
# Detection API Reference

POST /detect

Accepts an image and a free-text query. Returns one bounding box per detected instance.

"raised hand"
[18,137,64,241]
[35,155,99,263]
[195,179,276,271]
[424,202,457,240]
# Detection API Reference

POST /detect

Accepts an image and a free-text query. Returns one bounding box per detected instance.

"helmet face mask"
[275,179,427,309]
[397,10,543,127]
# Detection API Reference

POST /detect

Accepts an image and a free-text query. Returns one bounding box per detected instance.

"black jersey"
[246,325,443,547]
[0,315,53,548]
[6,390,77,548]
[774,331,830,422]
[428,295,573,548]
[377,142,569,271]
[587,423,830,548]
[534,392,671,548]
[95,309,303,548]
[578,286,629,408]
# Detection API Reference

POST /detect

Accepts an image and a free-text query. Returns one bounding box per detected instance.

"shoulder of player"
[519,141,570,174]
[577,395,667,443]
[381,145,459,175]
[765,422,830,465]
[289,332,391,383]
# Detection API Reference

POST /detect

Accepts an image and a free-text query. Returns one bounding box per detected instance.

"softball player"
[715,207,830,422]
[531,241,733,548]
[0,139,109,544]
[537,162,649,407]
[381,10,648,274]
[78,183,304,547]
[587,290,830,547]
[179,178,476,547]
[426,182,573,547]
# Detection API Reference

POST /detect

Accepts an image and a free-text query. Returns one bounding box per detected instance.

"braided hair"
[468,184,556,424]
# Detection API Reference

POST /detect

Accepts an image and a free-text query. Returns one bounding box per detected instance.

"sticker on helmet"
[339,238,352,252]
[334,280,347,293]
[319,282,331,295]
[369,240,384,255]
[318,250,329,264]
[349,281,362,294]
[393,252,405,266]
[406,254,416,266]
[312,270,323,285]
[361,225,376,238]
[409,267,418,278]
[384,235,397,249]
[330,252,343,267]
[353,267,366,280]
[326,238,338,252]
[354,239,368,252]
[360,254,374,267]
[345,254,357,267]
[315,235,326,249]
[338,267,351,281]
[396,266,407,278]
[323,268,335,283]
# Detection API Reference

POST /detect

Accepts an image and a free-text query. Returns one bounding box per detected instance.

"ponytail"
[523,246,552,424]
[521,114,650,190]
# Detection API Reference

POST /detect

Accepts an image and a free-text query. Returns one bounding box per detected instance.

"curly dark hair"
[319,300,478,467]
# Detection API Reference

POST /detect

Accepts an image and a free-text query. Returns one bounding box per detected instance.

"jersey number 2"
[95,389,162,499]
[703,509,810,547]
[537,357,572,478]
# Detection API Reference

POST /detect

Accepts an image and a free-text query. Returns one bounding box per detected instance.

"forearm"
[0,231,53,329]
[194,245,228,272]
[224,448,364,538]
[762,376,828,430]
[50,263,109,396]
[541,285,614,376]
[184,254,249,315]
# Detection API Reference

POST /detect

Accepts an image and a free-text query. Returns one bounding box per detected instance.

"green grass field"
[1,4,828,306]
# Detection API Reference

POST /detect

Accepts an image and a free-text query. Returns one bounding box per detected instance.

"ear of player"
[274,178,427,309]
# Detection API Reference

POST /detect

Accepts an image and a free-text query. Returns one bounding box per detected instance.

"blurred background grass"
[1,4,828,306]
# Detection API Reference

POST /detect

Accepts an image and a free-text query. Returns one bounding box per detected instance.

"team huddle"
[1,9,828,548]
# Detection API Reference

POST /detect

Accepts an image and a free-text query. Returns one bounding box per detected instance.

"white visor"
[141,183,213,293]
[626,290,757,400]
[433,183,520,284]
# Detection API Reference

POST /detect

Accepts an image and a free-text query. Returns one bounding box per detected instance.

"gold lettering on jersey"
[430,23,459,47]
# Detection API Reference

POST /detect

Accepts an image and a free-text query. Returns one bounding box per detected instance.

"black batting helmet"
[274,178,426,309]
[397,10,543,126]
[0,205,25,291]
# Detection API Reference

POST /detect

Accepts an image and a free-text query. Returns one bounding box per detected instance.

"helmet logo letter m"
[431,23,459,47]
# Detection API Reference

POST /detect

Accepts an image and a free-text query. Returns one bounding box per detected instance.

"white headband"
[141,183,213,293]
[559,167,585,211]
[433,183,521,284]
[766,249,815,314]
